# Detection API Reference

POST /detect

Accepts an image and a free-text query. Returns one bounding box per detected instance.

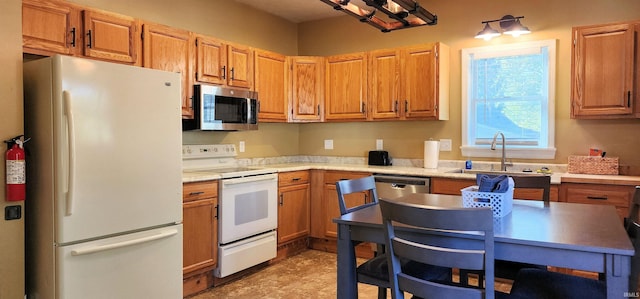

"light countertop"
[183,162,640,186]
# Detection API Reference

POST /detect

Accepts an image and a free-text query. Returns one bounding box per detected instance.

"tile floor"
[189,249,512,299]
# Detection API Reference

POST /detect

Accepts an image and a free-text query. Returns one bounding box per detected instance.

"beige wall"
[297,0,640,174]
[0,0,25,298]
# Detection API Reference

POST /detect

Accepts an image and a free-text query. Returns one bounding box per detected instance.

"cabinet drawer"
[563,183,631,208]
[279,170,310,187]
[183,181,218,202]
[323,171,371,185]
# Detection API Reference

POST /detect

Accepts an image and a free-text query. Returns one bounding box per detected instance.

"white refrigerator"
[23,55,183,299]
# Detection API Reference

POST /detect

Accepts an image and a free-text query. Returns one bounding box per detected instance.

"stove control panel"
[182,144,237,159]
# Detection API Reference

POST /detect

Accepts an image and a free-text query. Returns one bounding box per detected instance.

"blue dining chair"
[509,217,640,299]
[379,198,512,299]
[336,176,452,299]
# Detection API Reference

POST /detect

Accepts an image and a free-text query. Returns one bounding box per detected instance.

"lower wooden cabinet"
[560,182,634,220]
[277,171,311,244]
[430,177,560,201]
[320,171,372,238]
[182,180,218,297]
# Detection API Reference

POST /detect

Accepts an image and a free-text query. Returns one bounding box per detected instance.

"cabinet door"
[182,197,217,274]
[255,50,287,122]
[195,35,226,85]
[323,184,367,238]
[325,53,368,121]
[571,23,634,118]
[227,44,253,89]
[401,44,438,119]
[278,184,310,244]
[22,0,80,56]
[290,56,324,122]
[369,49,401,120]
[82,9,139,64]
[142,23,194,118]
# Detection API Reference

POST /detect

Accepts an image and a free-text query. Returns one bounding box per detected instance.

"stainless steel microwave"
[183,84,258,131]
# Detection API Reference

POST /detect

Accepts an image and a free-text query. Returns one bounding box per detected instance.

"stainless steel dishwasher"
[373,174,430,199]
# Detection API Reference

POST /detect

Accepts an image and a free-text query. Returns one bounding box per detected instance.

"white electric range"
[182,144,278,278]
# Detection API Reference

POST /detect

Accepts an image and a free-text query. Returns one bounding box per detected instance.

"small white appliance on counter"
[182,144,278,278]
[23,55,183,299]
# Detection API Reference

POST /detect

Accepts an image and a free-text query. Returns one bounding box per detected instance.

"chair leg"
[377,287,386,299]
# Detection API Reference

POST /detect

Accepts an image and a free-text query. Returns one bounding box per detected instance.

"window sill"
[460,146,556,160]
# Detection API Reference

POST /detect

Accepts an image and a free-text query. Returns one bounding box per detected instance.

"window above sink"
[460,39,557,160]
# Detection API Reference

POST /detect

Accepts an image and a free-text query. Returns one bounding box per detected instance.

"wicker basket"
[567,155,619,175]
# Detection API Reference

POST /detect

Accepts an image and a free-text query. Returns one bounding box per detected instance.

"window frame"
[460,39,557,160]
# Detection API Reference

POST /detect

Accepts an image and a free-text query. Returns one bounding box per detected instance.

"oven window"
[234,190,268,225]
[215,96,247,123]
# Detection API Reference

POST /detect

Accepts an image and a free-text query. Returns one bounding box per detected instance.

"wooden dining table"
[333,193,635,299]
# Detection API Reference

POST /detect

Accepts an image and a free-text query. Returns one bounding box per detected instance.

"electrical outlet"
[376,139,383,150]
[239,141,245,153]
[439,139,452,151]
[324,139,333,150]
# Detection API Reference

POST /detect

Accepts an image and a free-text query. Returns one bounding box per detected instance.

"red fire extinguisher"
[5,135,29,201]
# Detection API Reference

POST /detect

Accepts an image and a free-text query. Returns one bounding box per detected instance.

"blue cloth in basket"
[476,174,509,193]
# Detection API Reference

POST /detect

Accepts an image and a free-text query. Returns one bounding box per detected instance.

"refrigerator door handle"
[63,91,76,216]
[70,228,179,256]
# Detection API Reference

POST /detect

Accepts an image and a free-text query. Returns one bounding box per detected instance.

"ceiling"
[233,0,349,23]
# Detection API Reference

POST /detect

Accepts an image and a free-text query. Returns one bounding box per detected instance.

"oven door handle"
[222,175,277,186]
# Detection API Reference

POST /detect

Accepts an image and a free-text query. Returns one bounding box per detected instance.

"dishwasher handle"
[374,175,429,186]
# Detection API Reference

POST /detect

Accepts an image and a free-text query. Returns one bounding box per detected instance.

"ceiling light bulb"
[475,23,501,40]
[503,19,531,37]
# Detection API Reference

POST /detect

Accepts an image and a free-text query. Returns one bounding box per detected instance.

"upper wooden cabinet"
[364,43,451,121]
[571,21,639,119]
[255,49,287,122]
[368,48,401,120]
[325,53,368,121]
[82,9,139,64]
[23,0,140,65]
[402,43,449,120]
[23,0,80,55]
[142,23,194,118]
[289,56,325,122]
[195,35,253,89]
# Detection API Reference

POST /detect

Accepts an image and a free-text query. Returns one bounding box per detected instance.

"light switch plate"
[440,139,452,151]
[324,139,333,150]
[376,139,383,150]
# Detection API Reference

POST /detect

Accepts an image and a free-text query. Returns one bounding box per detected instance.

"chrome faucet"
[491,131,509,171]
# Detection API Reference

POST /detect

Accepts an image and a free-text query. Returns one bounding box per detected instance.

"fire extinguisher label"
[6,160,25,184]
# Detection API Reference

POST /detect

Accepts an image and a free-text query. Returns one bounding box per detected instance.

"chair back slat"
[380,198,495,299]
[510,175,551,202]
[627,219,640,291]
[398,273,484,299]
[335,176,378,215]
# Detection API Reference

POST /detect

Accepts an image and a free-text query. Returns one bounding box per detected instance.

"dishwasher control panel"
[374,174,430,200]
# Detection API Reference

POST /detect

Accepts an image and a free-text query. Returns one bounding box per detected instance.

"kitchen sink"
[448,169,549,176]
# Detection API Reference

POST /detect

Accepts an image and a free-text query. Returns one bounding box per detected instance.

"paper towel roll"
[424,140,440,169]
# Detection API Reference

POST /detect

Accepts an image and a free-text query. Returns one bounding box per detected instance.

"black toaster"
[368,150,392,166]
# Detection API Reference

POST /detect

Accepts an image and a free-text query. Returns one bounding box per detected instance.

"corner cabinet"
[277,171,311,244]
[255,49,288,122]
[321,171,371,238]
[142,23,194,118]
[289,56,325,122]
[571,21,640,119]
[325,53,368,121]
[182,180,218,297]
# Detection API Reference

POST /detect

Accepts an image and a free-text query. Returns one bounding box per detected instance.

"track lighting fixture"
[320,0,437,32]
